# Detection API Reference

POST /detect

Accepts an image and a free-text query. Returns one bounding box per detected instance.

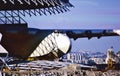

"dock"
[1,60,120,76]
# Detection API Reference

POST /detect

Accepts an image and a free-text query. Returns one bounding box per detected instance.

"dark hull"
[0,24,71,60]
[1,32,38,59]
[0,24,54,59]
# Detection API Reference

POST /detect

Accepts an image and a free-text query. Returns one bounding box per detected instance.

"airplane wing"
[64,29,120,40]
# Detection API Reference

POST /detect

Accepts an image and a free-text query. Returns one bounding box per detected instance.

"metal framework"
[0,11,26,24]
[0,0,73,24]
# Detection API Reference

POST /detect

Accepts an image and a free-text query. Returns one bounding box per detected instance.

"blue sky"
[25,0,120,29]
[71,36,120,53]
[24,0,120,53]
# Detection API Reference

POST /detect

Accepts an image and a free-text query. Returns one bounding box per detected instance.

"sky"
[24,0,120,53]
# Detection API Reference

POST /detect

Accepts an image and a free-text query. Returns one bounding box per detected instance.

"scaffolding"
[0,0,73,24]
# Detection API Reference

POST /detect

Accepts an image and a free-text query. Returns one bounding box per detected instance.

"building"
[62,51,90,64]
[61,50,107,64]
[89,58,105,64]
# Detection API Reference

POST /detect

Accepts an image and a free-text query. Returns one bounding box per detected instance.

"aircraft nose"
[55,33,71,54]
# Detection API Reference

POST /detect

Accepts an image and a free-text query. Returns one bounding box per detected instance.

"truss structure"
[0,0,73,24]
[0,11,26,24]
